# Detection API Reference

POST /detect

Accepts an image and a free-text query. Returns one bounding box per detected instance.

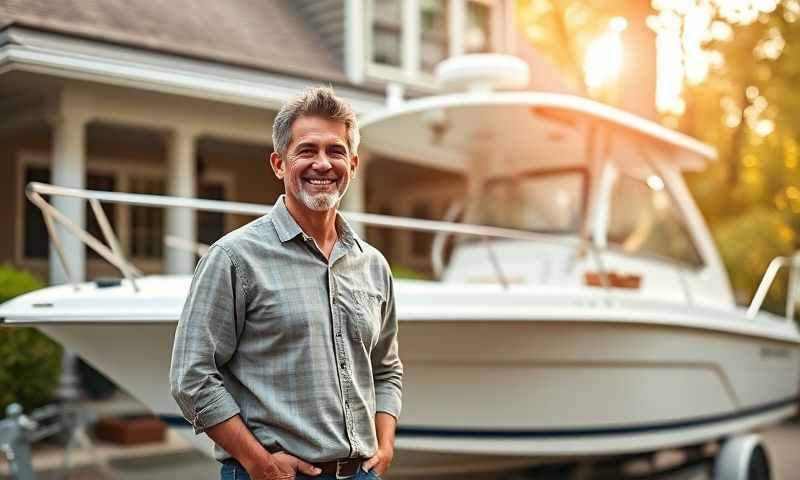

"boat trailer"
[0,402,95,480]
[0,398,776,480]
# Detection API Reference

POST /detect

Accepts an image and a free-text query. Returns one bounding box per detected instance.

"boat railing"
[746,252,800,320]
[26,182,616,294]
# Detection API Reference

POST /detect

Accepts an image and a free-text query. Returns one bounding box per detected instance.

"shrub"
[390,264,430,280]
[0,265,62,414]
[713,209,796,317]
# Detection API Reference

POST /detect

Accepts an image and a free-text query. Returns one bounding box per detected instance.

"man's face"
[270,115,358,213]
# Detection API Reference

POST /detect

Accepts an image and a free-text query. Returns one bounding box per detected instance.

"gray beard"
[297,187,341,212]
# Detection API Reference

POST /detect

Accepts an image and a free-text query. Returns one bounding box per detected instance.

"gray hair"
[272,86,360,158]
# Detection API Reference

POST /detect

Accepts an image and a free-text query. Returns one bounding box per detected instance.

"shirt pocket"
[351,290,382,348]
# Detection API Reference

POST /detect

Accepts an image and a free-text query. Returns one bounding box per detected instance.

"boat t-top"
[2,55,798,479]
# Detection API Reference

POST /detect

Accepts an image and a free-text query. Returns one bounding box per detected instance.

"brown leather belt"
[312,458,366,478]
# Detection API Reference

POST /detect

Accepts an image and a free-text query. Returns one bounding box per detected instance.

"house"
[0,0,572,284]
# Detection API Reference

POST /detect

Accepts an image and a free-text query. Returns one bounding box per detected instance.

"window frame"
[604,164,706,271]
[410,200,435,256]
[464,0,494,54]
[477,165,591,235]
[127,175,167,262]
[362,0,503,87]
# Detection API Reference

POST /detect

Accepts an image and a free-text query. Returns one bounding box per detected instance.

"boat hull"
[32,317,799,477]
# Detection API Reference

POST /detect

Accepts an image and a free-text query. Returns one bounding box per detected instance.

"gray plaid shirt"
[169,196,402,463]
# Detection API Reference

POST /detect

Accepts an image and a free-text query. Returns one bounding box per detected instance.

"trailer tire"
[714,434,771,480]
[747,444,770,480]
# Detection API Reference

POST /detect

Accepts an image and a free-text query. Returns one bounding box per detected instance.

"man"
[170,87,403,480]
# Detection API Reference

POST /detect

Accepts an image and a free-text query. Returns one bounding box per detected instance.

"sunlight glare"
[652,0,783,119]
[583,19,625,92]
[646,175,665,191]
[655,30,684,115]
[710,21,733,40]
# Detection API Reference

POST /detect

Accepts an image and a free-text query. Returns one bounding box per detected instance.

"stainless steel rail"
[746,252,800,320]
[26,182,609,292]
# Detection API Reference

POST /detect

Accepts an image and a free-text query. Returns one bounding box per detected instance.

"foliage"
[713,208,796,313]
[0,266,62,414]
[0,266,44,302]
[517,0,618,95]
[517,1,800,319]
[677,2,800,316]
[517,0,654,107]
[390,264,430,280]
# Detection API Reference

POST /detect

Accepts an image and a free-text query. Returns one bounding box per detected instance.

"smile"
[304,178,337,185]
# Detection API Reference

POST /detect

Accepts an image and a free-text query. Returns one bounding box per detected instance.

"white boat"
[2,56,799,478]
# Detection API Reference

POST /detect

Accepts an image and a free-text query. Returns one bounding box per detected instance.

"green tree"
[518,0,800,317]
[517,0,657,117]
[676,2,800,313]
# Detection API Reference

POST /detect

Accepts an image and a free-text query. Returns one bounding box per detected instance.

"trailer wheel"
[714,434,771,480]
[747,444,770,480]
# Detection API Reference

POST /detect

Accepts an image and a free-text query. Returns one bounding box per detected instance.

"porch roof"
[0,0,345,83]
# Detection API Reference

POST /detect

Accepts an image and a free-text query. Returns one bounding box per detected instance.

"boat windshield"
[476,167,587,234]
[607,170,704,267]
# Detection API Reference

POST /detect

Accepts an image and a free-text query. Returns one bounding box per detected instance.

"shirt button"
[340,363,346,369]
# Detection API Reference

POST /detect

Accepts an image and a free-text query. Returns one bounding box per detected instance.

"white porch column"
[49,113,87,286]
[165,128,197,274]
[341,153,369,237]
[49,111,87,402]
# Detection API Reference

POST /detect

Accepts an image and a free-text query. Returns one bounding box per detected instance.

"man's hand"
[362,445,394,477]
[365,412,397,477]
[247,452,321,480]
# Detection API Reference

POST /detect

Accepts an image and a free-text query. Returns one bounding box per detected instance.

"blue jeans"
[220,460,381,480]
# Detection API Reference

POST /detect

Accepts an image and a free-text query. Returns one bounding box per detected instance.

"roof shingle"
[0,0,346,82]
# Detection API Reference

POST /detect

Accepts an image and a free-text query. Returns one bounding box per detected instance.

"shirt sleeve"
[169,245,246,434]
[371,273,403,419]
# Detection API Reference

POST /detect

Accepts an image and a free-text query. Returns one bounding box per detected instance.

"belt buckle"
[335,459,356,479]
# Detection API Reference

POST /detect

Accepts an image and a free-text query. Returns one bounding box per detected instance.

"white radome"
[435,54,530,92]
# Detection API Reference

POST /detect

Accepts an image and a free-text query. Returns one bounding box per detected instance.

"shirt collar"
[271,195,304,243]
[336,210,365,253]
[271,195,364,253]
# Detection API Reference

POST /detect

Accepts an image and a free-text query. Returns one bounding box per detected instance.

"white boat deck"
[2,276,798,344]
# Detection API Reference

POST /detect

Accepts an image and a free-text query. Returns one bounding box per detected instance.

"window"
[129,176,165,259]
[85,173,116,258]
[465,1,491,53]
[23,166,50,259]
[420,0,448,73]
[365,0,497,83]
[607,172,703,267]
[372,0,403,67]
[478,168,587,234]
[23,168,119,260]
[19,156,233,269]
[197,182,227,247]
[368,205,396,260]
[411,202,434,256]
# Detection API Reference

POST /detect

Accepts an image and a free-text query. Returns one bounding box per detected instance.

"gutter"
[0,26,386,114]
